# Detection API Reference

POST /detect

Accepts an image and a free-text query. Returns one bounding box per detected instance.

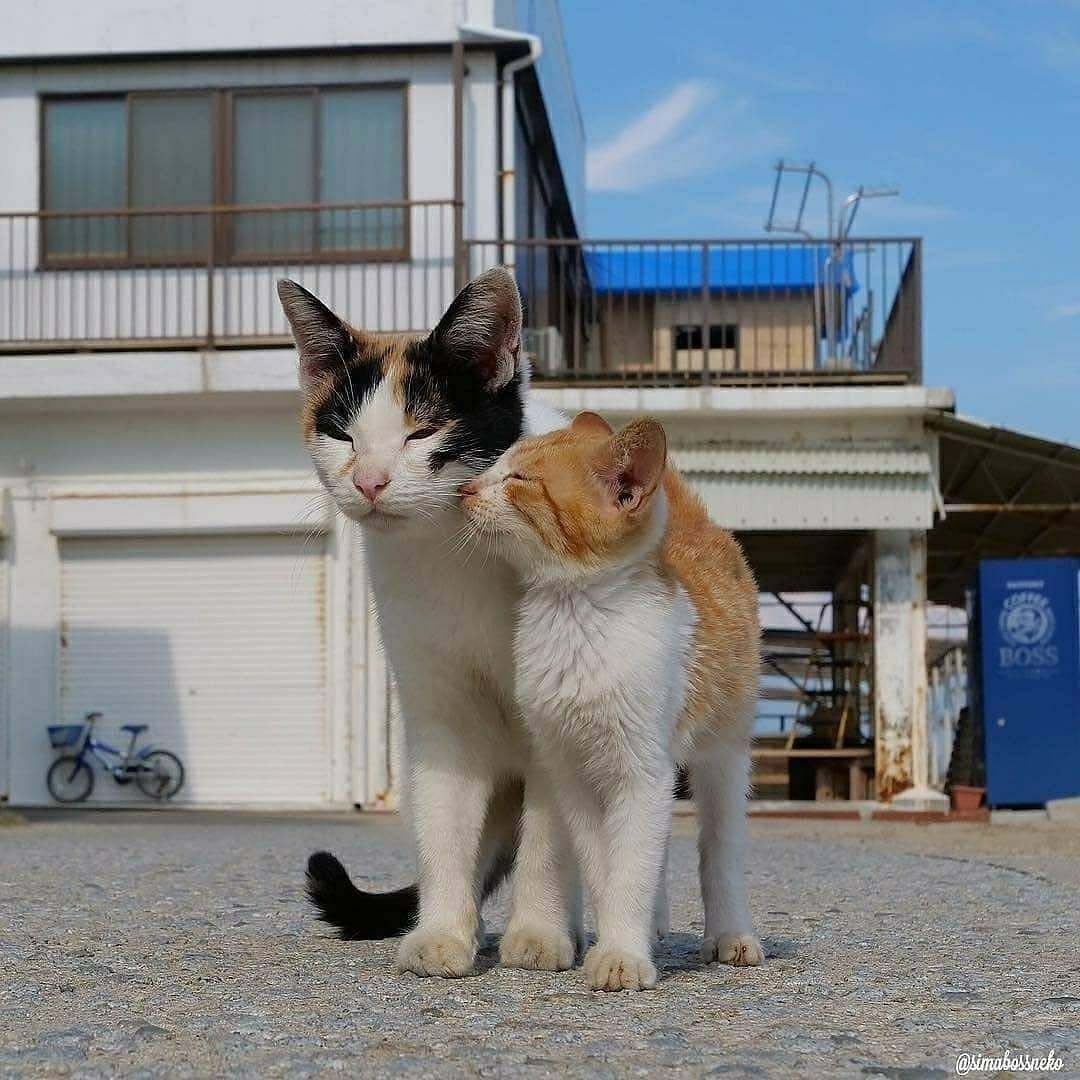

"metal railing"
[469,237,922,385]
[0,200,459,350]
[0,208,922,386]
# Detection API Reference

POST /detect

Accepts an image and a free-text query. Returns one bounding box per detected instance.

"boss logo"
[998,590,1058,669]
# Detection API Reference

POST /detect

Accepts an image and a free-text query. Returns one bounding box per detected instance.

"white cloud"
[585,81,773,193]
[1050,302,1080,319]
[586,81,712,191]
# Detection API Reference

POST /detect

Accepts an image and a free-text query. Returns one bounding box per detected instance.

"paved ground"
[2,809,1078,1079]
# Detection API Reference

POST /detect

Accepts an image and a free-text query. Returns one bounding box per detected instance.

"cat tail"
[305,851,418,939]
[305,844,516,940]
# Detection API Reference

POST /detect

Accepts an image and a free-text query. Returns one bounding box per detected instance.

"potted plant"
[945,707,986,812]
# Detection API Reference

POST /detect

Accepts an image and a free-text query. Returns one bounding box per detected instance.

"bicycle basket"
[47,724,84,749]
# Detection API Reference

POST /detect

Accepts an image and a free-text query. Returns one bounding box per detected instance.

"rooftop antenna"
[764,160,899,242]
[763,162,900,370]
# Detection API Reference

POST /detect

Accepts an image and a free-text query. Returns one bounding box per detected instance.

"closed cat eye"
[405,425,440,443]
[507,472,536,483]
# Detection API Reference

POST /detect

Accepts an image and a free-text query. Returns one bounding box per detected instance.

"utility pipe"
[458,22,542,264]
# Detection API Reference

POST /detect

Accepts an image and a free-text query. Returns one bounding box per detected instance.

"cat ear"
[277,279,357,393]
[428,266,522,391]
[571,411,614,437]
[594,419,667,513]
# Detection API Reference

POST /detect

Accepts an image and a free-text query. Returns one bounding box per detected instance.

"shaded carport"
[929,414,1080,605]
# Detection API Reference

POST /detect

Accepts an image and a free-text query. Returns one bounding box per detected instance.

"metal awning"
[929,413,1080,604]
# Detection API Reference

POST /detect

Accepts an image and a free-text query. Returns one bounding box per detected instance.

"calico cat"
[459,411,763,990]
[279,268,582,978]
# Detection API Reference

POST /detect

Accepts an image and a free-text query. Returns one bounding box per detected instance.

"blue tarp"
[585,245,857,296]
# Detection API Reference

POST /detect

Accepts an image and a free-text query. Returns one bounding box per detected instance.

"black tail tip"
[303,848,418,940]
[307,849,348,886]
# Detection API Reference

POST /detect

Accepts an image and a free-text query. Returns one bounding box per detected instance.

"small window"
[232,92,318,256]
[320,88,405,252]
[670,323,739,373]
[130,94,214,258]
[43,98,127,259]
[230,87,405,257]
[44,92,214,262]
[673,324,738,352]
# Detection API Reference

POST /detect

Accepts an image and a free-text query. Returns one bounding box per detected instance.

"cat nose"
[459,479,480,497]
[354,470,390,502]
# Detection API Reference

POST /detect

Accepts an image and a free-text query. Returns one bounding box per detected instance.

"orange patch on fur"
[503,417,760,742]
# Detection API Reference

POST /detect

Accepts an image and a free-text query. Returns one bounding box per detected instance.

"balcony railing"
[0,200,459,350]
[0,204,921,386]
[469,237,922,386]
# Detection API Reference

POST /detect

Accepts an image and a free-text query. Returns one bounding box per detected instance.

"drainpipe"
[452,39,466,292]
[458,23,542,268]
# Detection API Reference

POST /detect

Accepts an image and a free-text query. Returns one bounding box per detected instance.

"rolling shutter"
[59,533,328,805]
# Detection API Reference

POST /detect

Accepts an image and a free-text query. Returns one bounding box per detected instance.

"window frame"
[38,82,410,270]
[672,322,740,371]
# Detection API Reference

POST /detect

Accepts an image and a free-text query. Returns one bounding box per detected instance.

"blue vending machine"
[975,557,1080,807]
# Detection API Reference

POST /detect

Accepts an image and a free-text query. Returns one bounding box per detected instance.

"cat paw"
[583,945,658,991]
[396,927,476,978]
[500,922,576,971]
[701,932,765,967]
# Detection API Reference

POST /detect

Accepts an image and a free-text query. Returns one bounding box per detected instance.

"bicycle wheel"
[47,756,94,803]
[135,750,185,800]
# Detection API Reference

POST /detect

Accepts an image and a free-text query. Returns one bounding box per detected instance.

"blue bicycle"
[46,712,185,803]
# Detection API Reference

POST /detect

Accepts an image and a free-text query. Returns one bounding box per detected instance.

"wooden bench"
[752,747,875,801]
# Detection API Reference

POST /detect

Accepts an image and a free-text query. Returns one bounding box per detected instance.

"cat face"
[278,268,526,530]
[460,412,669,581]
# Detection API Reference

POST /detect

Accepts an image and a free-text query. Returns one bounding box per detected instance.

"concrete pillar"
[7,492,61,804]
[873,529,943,807]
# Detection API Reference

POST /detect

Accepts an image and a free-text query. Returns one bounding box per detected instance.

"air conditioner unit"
[522,326,565,376]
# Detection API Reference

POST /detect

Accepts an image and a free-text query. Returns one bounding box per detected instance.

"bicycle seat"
[120,724,148,735]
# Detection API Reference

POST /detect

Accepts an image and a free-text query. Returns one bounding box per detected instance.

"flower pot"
[950,785,985,812]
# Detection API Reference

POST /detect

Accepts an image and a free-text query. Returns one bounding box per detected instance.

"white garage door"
[59,533,329,805]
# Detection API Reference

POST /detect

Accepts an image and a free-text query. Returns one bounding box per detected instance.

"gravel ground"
[2,809,1078,1079]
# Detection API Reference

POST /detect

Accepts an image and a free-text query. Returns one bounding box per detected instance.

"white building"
[3,1,1073,810]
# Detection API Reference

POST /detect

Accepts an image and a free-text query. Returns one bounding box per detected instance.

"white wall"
[0,397,392,808]
[3,1,505,59]
[0,383,944,806]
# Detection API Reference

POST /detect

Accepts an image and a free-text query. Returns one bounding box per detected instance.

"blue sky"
[561,0,1080,446]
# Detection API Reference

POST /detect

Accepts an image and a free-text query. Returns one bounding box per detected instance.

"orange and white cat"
[460,412,763,991]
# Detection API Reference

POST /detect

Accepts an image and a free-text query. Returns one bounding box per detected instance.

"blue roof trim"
[585,245,857,295]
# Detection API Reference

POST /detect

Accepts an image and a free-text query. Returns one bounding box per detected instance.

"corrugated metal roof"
[671,443,932,476]
[585,245,857,295]
[688,472,933,530]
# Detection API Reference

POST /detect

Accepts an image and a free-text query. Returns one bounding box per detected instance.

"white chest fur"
[514,569,697,762]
